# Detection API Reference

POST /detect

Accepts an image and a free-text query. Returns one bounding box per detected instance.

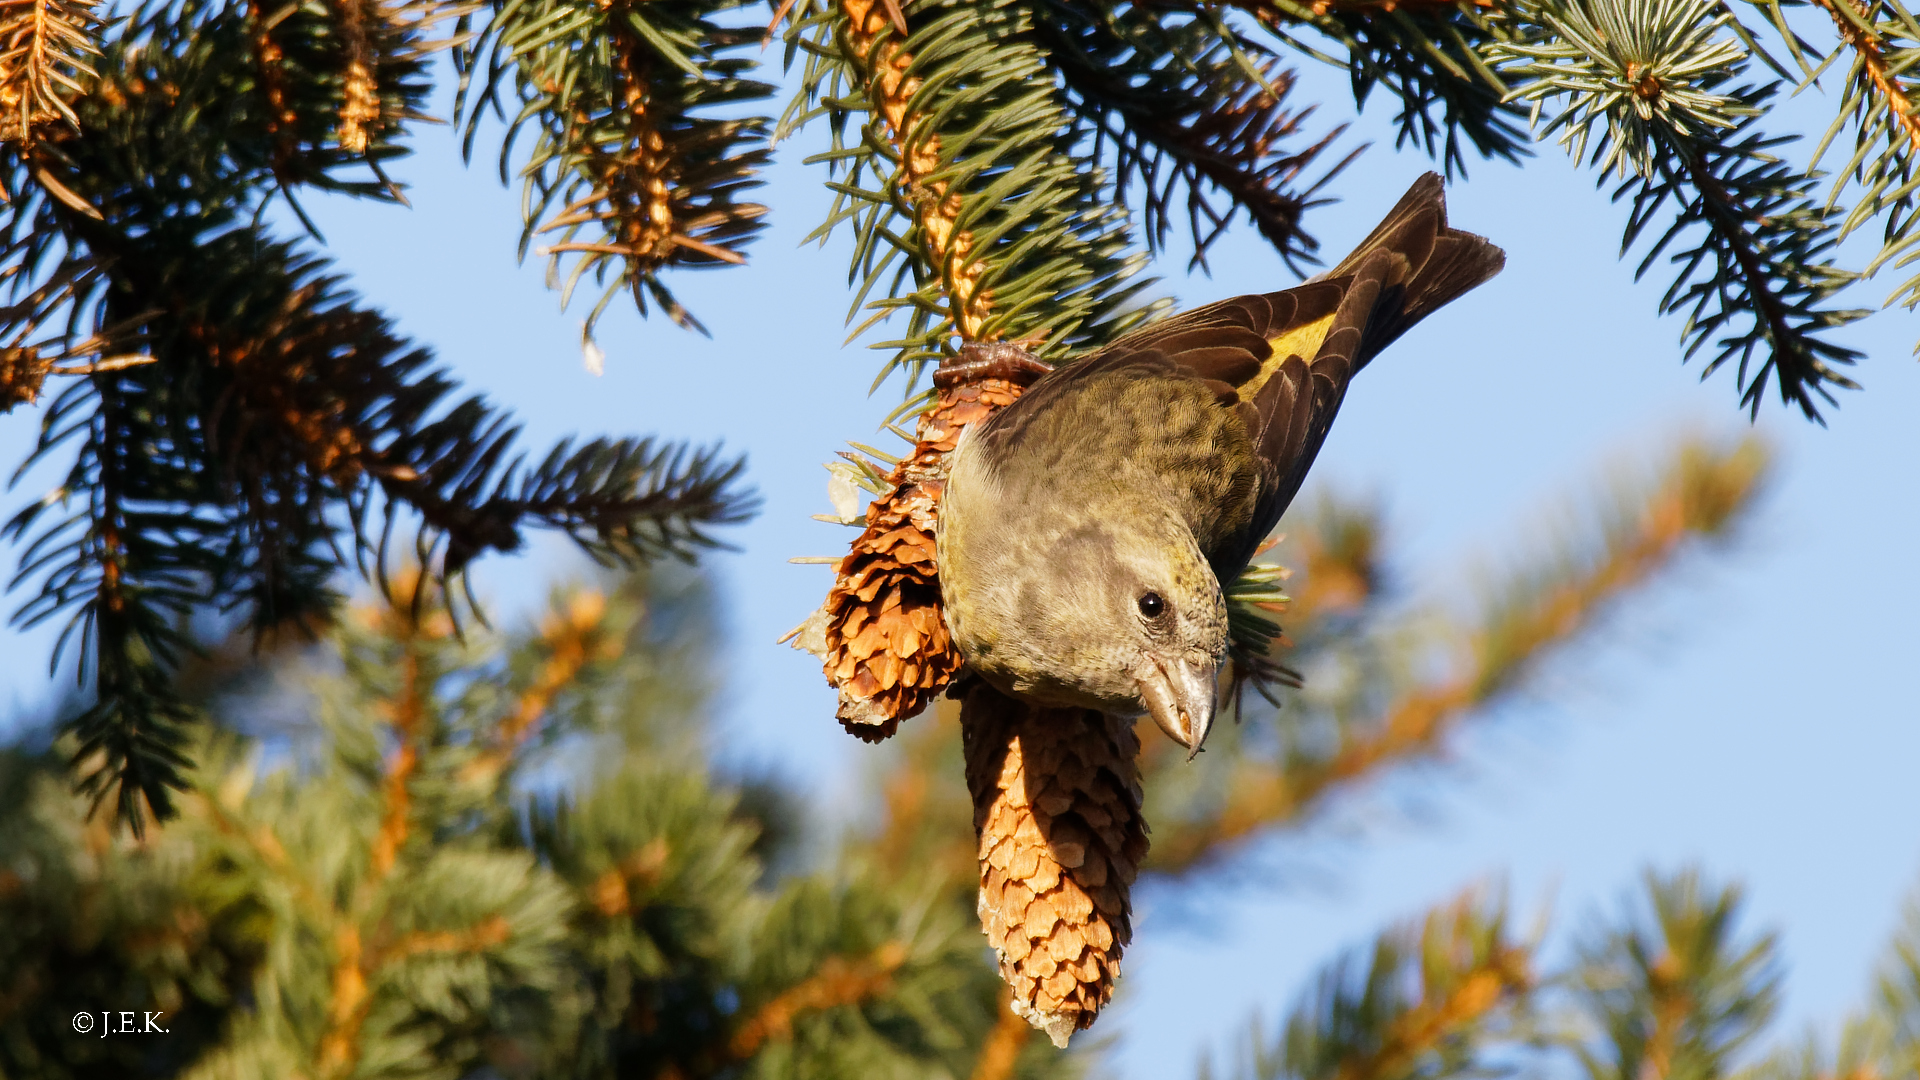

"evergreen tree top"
[0,0,1905,853]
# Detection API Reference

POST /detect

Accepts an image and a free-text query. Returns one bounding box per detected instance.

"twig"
[1814,0,1920,156]
[727,941,910,1056]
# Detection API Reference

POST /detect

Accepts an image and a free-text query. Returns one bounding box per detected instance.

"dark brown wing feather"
[1094,172,1505,571]
[966,174,1503,580]
[1321,171,1506,368]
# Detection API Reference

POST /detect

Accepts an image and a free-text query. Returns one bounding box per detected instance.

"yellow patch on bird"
[1239,312,1338,402]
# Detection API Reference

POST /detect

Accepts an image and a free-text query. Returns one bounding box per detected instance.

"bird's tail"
[1328,172,1505,369]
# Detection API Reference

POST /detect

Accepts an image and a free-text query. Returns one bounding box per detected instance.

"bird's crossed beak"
[1137,654,1219,760]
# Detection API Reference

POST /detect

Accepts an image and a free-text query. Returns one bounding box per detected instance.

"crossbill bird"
[936,173,1505,755]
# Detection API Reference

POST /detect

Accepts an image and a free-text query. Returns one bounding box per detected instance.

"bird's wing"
[1092,172,1507,568]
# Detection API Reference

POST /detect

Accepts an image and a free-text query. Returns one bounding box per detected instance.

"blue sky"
[2,40,1916,1076]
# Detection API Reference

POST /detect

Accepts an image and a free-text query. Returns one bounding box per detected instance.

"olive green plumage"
[936,173,1506,754]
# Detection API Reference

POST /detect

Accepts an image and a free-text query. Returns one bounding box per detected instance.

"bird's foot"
[933,341,1053,389]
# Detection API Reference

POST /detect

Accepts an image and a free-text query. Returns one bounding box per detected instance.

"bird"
[935,172,1505,757]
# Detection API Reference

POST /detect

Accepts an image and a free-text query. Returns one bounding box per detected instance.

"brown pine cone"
[820,377,1027,741]
[960,681,1148,1046]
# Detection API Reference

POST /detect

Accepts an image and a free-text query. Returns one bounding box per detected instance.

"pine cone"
[961,681,1148,1046]
[821,377,1027,741]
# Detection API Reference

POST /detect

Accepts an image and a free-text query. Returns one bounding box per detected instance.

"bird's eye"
[1137,592,1166,618]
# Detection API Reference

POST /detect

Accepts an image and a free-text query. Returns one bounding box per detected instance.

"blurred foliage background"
[2,428,1915,1078]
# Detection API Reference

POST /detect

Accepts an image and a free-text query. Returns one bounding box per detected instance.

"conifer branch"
[584,838,669,917]
[1034,5,1355,273]
[0,345,52,410]
[313,589,438,1079]
[1643,135,1863,421]
[1,206,747,824]
[0,0,101,153]
[787,0,1155,385]
[1571,868,1782,1080]
[1219,0,1529,175]
[367,589,432,882]
[1871,900,1920,1076]
[1218,889,1533,1080]
[331,0,382,154]
[377,914,513,962]
[726,940,911,1056]
[827,0,994,343]
[1289,498,1383,620]
[1492,0,1867,420]
[317,923,374,1078]
[1791,0,1920,325]
[247,0,301,179]
[459,0,774,335]
[0,0,756,823]
[189,785,340,926]
[1814,0,1920,159]
[1327,903,1531,1080]
[1321,0,1497,11]
[462,587,614,784]
[246,0,472,186]
[0,283,154,412]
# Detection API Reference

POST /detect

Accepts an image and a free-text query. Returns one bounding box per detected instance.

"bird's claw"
[933,342,1054,389]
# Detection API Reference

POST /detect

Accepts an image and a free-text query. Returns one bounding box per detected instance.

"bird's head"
[1099,518,1229,757]
[963,511,1227,758]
